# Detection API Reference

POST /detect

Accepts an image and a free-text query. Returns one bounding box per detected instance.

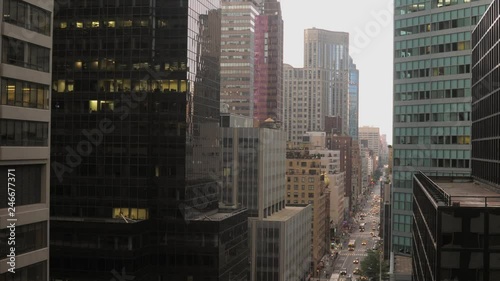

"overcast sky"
[281,0,394,144]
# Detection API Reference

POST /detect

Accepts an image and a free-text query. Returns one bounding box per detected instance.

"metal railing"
[415,171,451,205]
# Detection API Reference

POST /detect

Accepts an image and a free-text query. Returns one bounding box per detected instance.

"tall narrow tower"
[220,0,259,118]
[254,0,283,123]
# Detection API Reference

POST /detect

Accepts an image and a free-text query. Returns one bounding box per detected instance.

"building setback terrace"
[415,171,500,208]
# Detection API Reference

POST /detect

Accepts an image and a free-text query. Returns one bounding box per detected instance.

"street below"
[325,179,382,281]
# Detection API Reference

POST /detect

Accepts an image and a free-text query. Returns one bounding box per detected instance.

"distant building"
[348,57,359,140]
[327,172,346,234]
[254,0,283,123]
[359,126,380,159]
[326,135,354,212]
[220,124,286,218]
[283,29,350,144]
[222,115,312,281]
[351,140,363,209]
[220,0,259,117]
[325,116,343,136]
[286,149,329,273]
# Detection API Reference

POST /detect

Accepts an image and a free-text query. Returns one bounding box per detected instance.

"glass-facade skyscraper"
[50,1,248,280]
[348,56,359,140]
[254,0,283,123]
[392,0,491,255]
[471,0,500,187]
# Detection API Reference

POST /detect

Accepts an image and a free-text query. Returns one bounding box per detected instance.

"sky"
[280,0,394,144]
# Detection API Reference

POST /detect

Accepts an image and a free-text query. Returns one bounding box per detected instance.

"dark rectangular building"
[413,172,500,281]
[50,1,248,280]
[471,0,500,188]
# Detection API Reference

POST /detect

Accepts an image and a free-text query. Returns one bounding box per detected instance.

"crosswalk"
[338,251,368,257]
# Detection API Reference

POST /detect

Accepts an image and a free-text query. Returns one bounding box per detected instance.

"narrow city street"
[327,180,382,281]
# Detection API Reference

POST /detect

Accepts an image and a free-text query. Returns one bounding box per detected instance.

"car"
[340,268,347,276]
[361,241,367,245]
[370,232,374,236]
[353,258,359,264]
[359,276,369,281]
[353,267,361,275]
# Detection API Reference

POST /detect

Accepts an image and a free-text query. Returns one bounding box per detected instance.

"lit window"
[92,21,100,28]
[106,21,116,28]
[89,100,98,112]
[74,61,82,70]
[113,208,149,220]
[123,20,132,27]
[76,22,83,28]
[60,22,67,29]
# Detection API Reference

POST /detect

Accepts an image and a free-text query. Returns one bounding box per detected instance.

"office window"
[0,165,43,206]
[2,36,50,72]
[3,0,51,35]
[0,222,47,257]
[1,78,49,109]
[0,119,48,146]
[0,261,47,281]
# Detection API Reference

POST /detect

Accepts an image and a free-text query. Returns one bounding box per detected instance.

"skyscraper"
[50,1,248,280]
[0,0,53,279]
[359,126,380,160]
[411,4,500,280]
[283,29,350,144]
[392,0,491,255]
[254,0,283,123]
[220,0,259,118]
[471,0,500,188]
[348,56,359,140]
[304,29,350,136]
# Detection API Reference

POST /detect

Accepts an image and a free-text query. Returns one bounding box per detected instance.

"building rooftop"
[263,206,309,222]
[193,207,247,221]
[393,254,412,275]
[432,177,500,207]
[417,171,500,207]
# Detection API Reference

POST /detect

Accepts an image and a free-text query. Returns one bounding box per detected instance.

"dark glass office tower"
[50,1,248,280]
[471,0,500,188]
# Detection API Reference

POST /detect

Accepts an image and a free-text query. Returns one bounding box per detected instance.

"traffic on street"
[326,176,383,281]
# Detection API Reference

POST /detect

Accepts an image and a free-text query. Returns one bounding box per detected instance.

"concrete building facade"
[250,205,312,281]
[0,0,53,279]
[283,29,350,145]
[359,126,380,159]
[286,149,328,274]
[221,126,286,218]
